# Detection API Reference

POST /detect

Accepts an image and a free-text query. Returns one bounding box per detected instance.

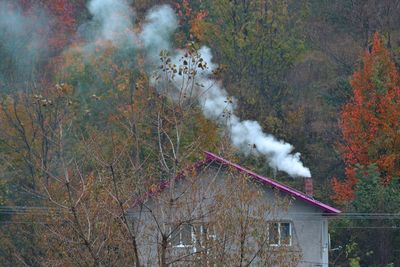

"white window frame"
[170,223,217,252]
[268,221,292,246]
[171,223,195,249]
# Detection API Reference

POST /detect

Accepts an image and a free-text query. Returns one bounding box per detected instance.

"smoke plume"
[163,47,311,177]
[81,0,311,177]
[87,0,136,47]
[196,48,311,177]
[0,0,308,177]
[0,1,49,87]
[139,5,178,60]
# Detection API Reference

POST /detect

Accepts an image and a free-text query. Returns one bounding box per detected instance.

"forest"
[0,0,399,266]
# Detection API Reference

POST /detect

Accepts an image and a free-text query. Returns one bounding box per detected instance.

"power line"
[1,206,400,221]
[0,207,399,215]
[332,226,400,229]
[2,206,400,215]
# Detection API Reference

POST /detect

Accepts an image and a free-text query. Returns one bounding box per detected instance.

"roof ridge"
[129,152,340,214]
[204,151,341,214]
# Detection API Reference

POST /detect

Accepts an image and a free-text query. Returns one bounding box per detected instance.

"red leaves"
[332,33,400,203]
[175,0,191,19]
[46,0,78,50]
[17,0,82,50]
[174,0,208,41]
[332,167,358,204]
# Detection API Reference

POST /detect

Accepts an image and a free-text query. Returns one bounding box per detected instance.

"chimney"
[304,177,313,197]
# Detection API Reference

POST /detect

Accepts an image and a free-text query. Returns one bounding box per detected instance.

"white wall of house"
[258,185,330,267]
[130,165,331,266]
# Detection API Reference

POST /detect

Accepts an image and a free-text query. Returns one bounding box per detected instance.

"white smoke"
[84,0,136,48]
[0,1,50,85]
[163,47,311,177]
[82,0,311,177]
[228,117,311,177]
[139,5,178,58]
[79,2,177,61]
[196,48,311,177]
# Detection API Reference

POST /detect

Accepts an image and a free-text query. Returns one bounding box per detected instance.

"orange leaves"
[332,167,358,203]
[175,0,191,18]
[174,0,209,41]
[190,10,209,42]
[46,0,80,50]
[18,0,81,50]
[193,114,219,152]
[332,33,400,203]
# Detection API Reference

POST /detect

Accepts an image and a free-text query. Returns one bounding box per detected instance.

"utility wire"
[2,206,400,215]
[1,207,400,214]
[1,206,400,222]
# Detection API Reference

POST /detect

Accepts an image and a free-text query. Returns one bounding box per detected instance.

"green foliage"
[0,179,7,210]
[345,241,361,267]
[323,76,353,107]
[203,0,306,115]
[330,164,400,266]
[349,257,360,267]
[0,0,399,265]
[353,165,400,213]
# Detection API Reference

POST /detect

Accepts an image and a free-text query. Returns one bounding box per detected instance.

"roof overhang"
[204,151,341,215]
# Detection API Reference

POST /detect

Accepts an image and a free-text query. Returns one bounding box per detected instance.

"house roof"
[204,151,341,214]
[131,151,340,215]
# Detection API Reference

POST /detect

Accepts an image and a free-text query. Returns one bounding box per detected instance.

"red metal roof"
[204,151,341,214]
[131,151,340,214]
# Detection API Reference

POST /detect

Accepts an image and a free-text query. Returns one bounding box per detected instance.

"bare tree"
[0,47,301,266]
[131,163,302,266]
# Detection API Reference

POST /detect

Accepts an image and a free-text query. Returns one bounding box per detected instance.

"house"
[131,151,340,266]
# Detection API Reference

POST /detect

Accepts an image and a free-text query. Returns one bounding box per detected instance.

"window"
[170,223,216,251]
[268,222,292,246]
[171,223,193,247]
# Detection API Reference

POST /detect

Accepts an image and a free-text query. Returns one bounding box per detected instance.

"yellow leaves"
[190,11,209,42]
[117,82,128,92]
[263,115,283,133]
[55,83,74,94]
[286,106,305,125]
[191,165,198,178]
[266,9,274,24]
[194,114,219,151]
[59,45,85,79]
[149,183,159,193]
[116,72,130,92]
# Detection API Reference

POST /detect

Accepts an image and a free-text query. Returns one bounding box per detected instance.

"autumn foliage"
[174,0,208,42]
[332,33,400,203]
[18,0,81,50]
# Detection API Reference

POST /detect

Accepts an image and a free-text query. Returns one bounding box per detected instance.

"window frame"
[170,223,217,252]
[171,223,194,248]
[268,221,292,247]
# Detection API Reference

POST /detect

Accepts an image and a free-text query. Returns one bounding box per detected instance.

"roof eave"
[204,151,341,215]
